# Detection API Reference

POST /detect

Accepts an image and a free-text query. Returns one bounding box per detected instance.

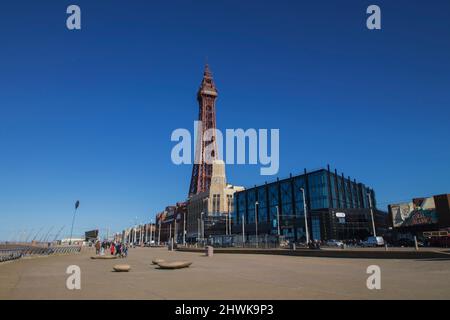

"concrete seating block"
[113,264,131,272]
[152,258,165,265]
[91,255,117,260]
[157,261,192,269]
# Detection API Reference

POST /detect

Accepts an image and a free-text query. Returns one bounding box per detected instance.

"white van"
[362,236,385,247]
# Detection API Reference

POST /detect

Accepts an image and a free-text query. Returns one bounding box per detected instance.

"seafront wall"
[177,246,450,260]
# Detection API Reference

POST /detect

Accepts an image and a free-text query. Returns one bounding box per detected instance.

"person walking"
[95,240,101,255]
[110,242,115,256]
[115,242,121,257]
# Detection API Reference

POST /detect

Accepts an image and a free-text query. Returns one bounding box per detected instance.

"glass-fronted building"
[232,166,381,242]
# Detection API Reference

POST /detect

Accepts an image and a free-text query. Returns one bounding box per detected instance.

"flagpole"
[69,201,80,245]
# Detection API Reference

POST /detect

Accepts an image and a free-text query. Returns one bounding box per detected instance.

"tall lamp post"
[158,219,161,245]
[69,200,80,245]
[300,188,310,244]
[276,205,281,237]
[200,212,205,242]
[149,219,153,245]
[242,214,245,245]
[255,201,259,248]
[367,192,377,237]
[226,199,231,236]
[197,217,200,243]
[183,211,186,246]
[225,210,228,236]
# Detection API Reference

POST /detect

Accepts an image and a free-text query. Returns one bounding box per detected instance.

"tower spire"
[198,63,217,97]
[204,62,211,75]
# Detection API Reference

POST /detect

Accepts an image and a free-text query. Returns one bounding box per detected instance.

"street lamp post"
[255,201,259,248]
[367,192,377,237]
[229,210,232,237]
[197,217,200,243]
[183,212,186,246]
[174,219,177,244]
[226,199,231,236]
[276,205,281,237]
[150,219,153,245]
[158,219,161,245]
[225,211,228,236]
[242,214,245,245]
[300,188,310,245]
[201,212,205,242]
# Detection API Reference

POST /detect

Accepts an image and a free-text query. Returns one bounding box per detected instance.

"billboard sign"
[391,197,439,227]
[85,229,99,241]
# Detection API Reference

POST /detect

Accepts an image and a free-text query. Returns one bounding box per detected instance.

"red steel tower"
[188,64,219,196]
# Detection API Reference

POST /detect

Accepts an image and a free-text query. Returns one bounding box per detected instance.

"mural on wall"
[391,197,439,227]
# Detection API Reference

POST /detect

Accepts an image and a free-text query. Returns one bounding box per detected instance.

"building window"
[257,186,268,224]
[247,190,256,223]
[308,171,328,210]
[217,194,220,213]
[293,177,305,217]
[226,194,233,213]
[312,217,321,240]
[212,194,221,214]
[238,193,246,224]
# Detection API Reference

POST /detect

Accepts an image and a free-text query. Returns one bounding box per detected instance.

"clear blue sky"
[1,0,449,241]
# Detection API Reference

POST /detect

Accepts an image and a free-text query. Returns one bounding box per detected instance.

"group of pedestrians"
[94,240,128,258]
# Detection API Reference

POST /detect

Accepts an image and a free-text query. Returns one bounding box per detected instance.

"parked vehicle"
[396,238,424,247]
[361,236,385,247]
[326,239,344,247]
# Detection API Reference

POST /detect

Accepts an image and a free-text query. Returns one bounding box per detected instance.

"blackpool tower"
[188,64,219,196]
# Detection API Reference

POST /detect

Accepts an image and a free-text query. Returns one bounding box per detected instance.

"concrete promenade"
[0,247,449,300]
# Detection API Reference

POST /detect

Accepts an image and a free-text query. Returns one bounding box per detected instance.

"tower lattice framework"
[188,64,219,197]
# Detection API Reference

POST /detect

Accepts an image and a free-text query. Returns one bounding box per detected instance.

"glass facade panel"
[311,217,321,240]
[232,196,238,224]
[293,176,305,217]
[361,185,368,208]
[247,190,256,224]
[269,206,279,232]
[308,171,328,210]
[330,174,337,208]
[258,207,268,224]
[345,180,352,208]
[268,184,278,206]
[352,183,359,208]
[238,193,246,224]
[280,181,292,204]
[293,176,305,203]
[337,176,344,208]
[257,187,268,223]
[268,184,279,221]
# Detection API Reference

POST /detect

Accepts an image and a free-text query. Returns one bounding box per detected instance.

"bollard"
[205,246,214,257]
[414,236,419,251]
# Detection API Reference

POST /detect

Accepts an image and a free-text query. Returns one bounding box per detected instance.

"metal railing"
[0,245,81,263]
